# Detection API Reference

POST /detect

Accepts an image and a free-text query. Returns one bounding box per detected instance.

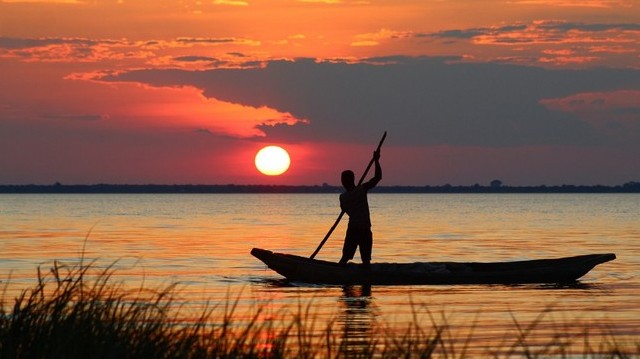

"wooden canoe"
[251,248,616,285]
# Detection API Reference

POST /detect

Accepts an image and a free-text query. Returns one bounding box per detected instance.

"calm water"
[1,193,639,354]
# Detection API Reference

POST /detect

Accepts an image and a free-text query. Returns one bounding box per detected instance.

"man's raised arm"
[365,149,382,190]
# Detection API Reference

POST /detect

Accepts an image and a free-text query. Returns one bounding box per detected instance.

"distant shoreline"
[1,182,639,193]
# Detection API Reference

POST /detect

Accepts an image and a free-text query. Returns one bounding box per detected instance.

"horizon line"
[1,182,639,194]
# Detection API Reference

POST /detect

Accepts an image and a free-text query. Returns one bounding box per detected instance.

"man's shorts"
[342,226,373,263]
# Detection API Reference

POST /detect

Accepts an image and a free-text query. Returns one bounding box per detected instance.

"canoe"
[251,248,616,285]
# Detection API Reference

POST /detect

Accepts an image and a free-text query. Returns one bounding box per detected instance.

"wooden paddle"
[310,131,387,259]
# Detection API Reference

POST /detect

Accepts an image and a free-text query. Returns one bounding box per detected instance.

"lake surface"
[1,193,639,355]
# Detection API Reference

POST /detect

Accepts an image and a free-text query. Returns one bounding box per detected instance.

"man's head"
[341,170,355,189]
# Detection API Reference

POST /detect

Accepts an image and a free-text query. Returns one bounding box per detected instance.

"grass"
[1,259,637,359]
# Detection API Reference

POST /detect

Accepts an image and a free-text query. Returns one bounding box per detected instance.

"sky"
[1,0,639,186]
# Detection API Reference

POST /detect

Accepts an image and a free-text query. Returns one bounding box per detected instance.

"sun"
[255,146,291,176]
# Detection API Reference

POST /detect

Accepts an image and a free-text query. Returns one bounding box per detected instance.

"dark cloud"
[103,56,640,147]
[0,36,118,49]
[421,25,528,40]
[194,128,214,135]
[171,55,262,68]
[42,114,109,121]
[174,56,217,62]
[536,22,640,32]
[227,52,248,57]
[175,37,237,45]
[422,21,640,43]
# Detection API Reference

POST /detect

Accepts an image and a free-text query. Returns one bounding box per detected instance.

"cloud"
[541,90,640,147]
[415,20,640,67]
[0,36,262,65]
[508,0,635,8]
[0,36,258,52]
[195,128,214,135]
[297,0,342,3]
[424,21,640,45]
[352,28,412,47]
[420,25,527,40]
[1,0,82,3]
[541,90,640,115]
[295,0,369,3]
[42,114,110,121]
[174,37,260,46]
[173,56,217,62]
[102,56,640,149]
[0,37,108,49]
[175,37,236,45]
[0,37,149,63]
[148,54,261,70]
[541,90,640,120]
[212,0,249,5]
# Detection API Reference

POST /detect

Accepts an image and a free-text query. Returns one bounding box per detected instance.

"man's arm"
[363,149,382,190]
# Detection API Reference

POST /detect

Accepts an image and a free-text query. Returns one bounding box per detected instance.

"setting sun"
[255,146,290,176]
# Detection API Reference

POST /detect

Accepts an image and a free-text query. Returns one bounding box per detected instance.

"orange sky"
[1,0,639,185]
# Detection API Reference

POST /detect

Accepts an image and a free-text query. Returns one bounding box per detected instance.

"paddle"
[310,131,387,259]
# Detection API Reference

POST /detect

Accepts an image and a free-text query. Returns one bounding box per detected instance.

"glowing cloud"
[419,20,640,67]
[298,0,342,3]
[213,0,249,6]
[352,29,412,47]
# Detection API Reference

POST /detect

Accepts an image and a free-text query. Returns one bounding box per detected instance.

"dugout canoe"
[251,248,616,285]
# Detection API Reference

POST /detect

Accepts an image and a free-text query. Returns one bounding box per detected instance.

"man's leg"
[359,228,373,268]
[339,228,358,266]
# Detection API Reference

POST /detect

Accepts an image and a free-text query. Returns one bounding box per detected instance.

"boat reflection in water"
[337,285,377,357]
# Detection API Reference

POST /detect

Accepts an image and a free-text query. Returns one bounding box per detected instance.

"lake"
[1,193,638,355]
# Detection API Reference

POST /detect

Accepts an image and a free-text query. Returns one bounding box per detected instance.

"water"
[1,193,639,354]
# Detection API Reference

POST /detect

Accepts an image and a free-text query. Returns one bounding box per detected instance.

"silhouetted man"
[338,149,382,268]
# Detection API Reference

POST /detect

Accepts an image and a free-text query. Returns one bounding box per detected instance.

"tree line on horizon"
[1,181,639,193]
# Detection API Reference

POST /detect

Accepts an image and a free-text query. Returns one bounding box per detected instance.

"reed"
[0,259,637,358]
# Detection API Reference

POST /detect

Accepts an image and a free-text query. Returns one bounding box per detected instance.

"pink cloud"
[1,58,306,139]
[0,59,310,185]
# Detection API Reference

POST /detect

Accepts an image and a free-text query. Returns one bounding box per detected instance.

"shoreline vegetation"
[1,181,640,194]
[1,260,637,358]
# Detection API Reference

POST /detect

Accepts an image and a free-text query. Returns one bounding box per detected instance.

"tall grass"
[0,259,637,358]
